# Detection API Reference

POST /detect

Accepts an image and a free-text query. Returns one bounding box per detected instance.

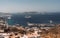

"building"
[0,17,8,32]
[0,33,10,38]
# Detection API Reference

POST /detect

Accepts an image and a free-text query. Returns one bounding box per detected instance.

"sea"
[6,12,60,26]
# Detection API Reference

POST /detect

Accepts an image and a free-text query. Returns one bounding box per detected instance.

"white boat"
[50,20,53,24]
[25,16,31,18]
[27,22,35,26]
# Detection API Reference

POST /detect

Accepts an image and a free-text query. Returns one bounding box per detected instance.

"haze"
[0,0,60,13]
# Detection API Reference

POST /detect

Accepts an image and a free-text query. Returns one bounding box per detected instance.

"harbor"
[0,16,60,38]
[0,0,60,38]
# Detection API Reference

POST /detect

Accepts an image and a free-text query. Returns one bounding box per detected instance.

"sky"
[0,0,60,13]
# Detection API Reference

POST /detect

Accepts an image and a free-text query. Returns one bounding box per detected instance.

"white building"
[0,33,10,38]
[20,34,28,38]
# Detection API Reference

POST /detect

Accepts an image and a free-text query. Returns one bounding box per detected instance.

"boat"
[49,20,53,24]
[27,22,34,26]
[25,16,31,18]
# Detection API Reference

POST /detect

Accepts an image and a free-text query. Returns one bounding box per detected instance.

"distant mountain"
[0,12,12,17]
[0,12,60,16]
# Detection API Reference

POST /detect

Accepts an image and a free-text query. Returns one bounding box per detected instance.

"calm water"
[7,13,60,26]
